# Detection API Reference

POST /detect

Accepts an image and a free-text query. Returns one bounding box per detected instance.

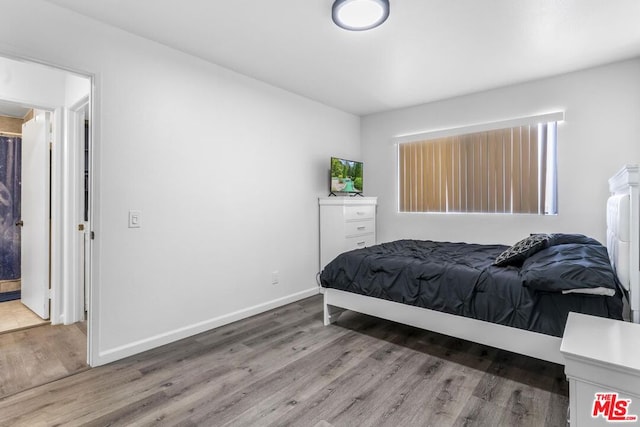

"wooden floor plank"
[453,396,504,427]
[0,322,87,400]
[228,326,401,426]
[0,295,569,426]
[0,300,48,334]
[91,310,373,426]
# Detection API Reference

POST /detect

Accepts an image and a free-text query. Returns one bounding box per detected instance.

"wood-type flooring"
[0,300,48,334]
[0,321,88,400]
[0,295,568,426]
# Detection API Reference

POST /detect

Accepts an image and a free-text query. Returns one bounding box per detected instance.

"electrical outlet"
[271,271,279,285]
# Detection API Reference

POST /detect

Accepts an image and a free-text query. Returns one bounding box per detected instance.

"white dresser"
[561,312,640,426]
[319,197,377,271]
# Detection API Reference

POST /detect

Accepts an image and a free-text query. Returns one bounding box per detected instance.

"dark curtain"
[0,136,21,280]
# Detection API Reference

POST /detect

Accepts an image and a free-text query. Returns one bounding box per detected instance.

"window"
[397,113,561,214]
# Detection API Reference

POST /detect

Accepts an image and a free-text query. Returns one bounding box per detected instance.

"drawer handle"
[357,226,366,230]
[356,211,365,215]
[357,241,366,246]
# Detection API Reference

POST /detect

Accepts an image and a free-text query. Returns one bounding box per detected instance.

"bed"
[320,165,640,365]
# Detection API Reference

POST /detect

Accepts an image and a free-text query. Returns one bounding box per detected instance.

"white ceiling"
[45,0,640,116]
[0,100,30,119]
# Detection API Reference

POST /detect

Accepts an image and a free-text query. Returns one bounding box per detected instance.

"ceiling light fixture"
[332,0,390,31]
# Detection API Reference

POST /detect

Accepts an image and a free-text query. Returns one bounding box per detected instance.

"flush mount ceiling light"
[332,0,390,31]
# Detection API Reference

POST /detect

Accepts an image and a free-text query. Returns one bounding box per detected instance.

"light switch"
[128,210,141,228]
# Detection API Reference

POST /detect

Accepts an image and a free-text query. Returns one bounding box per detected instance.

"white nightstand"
[561,312,640,426]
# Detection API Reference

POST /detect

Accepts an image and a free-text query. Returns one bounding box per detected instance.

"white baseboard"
[92,287,320,366]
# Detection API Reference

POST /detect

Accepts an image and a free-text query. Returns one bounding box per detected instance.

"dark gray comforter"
[320,235,623,337]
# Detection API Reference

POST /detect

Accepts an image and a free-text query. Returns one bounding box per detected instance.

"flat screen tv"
[330,157,363,194]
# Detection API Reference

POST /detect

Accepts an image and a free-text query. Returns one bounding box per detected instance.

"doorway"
[0,105,50,332]
[0,54,92,360]
[0,107,25,312]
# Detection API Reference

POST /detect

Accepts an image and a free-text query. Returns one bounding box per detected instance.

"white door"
[20,111,50,319]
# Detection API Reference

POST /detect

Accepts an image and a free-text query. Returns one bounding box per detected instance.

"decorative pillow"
[493,234,550,267]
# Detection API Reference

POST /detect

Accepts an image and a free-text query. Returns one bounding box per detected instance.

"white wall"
[64,73,90,108]
[362,59,640,246]
[0,0,360,365]
[0,56,89,110]
[0,55,67,108]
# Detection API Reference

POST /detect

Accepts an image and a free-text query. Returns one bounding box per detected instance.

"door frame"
[53,97,90,325]
[50,101,92,327]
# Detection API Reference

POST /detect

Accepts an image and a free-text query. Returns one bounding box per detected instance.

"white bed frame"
[323,165,640,365]
[607,164,640,323]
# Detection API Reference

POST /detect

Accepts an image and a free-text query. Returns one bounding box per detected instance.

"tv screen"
[331,157,363,194]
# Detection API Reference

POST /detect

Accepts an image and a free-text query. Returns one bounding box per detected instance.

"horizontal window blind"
[398,122,557,214]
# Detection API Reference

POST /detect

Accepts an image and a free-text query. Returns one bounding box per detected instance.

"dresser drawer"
[319,196,377,271]
[345,234,375,251]
[344,205,375,221]
[344,220,374,237]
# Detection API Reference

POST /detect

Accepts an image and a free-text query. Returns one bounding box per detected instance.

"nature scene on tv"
[331,157,363,193]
